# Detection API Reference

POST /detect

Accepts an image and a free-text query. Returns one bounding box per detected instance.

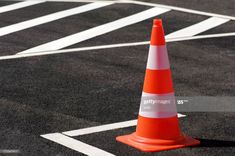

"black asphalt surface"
[0,0,234,156]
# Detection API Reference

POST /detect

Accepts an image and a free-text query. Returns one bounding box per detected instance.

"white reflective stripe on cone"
[139,92,177,118]
[146,45,170,70]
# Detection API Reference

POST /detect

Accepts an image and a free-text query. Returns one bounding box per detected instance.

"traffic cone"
[116,19,200,152]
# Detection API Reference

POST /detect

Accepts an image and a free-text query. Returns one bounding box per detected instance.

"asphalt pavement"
[0,0,234,156]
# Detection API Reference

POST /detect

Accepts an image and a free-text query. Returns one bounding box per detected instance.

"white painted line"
[0,149,20,154]
[128,0,235,21]
[63,113,186,137]
[41,114,185,155]
[5,0,235,21]
[166,17,230,38]
[0,32,234,60]
[18,7,170,54]
[8,0,115,2]
[167,32,235,42]
[63,120,137,137]
[0,1,45,14]
[0,2,114,37]
[41,133,115,156]
[18,14,229,55]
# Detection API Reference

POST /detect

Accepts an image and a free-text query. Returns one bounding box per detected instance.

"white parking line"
[63,113,186,137]
[166,32,235,42]
[0,149,20,154]
[166,17,230,38]
[20,0,104,1]
[18,13,229,55]
[0,32,234,60]
[63,120,137,136]
[41,133,115,156]
[129,0,235,21]
[41,114,185,155]
[18,7,170,54]
[0,1,45,14]
[11,0,235,20]
[0,2,114,37]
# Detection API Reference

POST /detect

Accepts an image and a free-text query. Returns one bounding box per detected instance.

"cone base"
[116,132,200,152]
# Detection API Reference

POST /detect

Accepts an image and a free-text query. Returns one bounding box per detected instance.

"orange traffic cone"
[116,19,200,152]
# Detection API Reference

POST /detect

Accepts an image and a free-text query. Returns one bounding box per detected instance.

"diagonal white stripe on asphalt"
[129,0,235,21]
[0,1,45,14]
[41,133,115,156]
[0,32,234,60]
[166,17,230,39]
[0,2,114,37]
[18,7,170,54]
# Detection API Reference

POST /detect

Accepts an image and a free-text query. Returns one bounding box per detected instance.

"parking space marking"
[0,2,114,37]
[6,0,106,2]
[128,0,235,21]
[63,120,138,137]
[41,114,185,155]
[17,12,231,55]
[166,32,235,42]
[18,7,170,54]
[166,17,230,38]
[0,32,234,60]
[0,149,20,154]
[0,1,45,14]
[12,0,235,20]
[63,113,186,137]
[41,133,115,156]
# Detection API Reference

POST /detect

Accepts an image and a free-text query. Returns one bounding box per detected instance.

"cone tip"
[150,19,165,46]
[153,19,162,27]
